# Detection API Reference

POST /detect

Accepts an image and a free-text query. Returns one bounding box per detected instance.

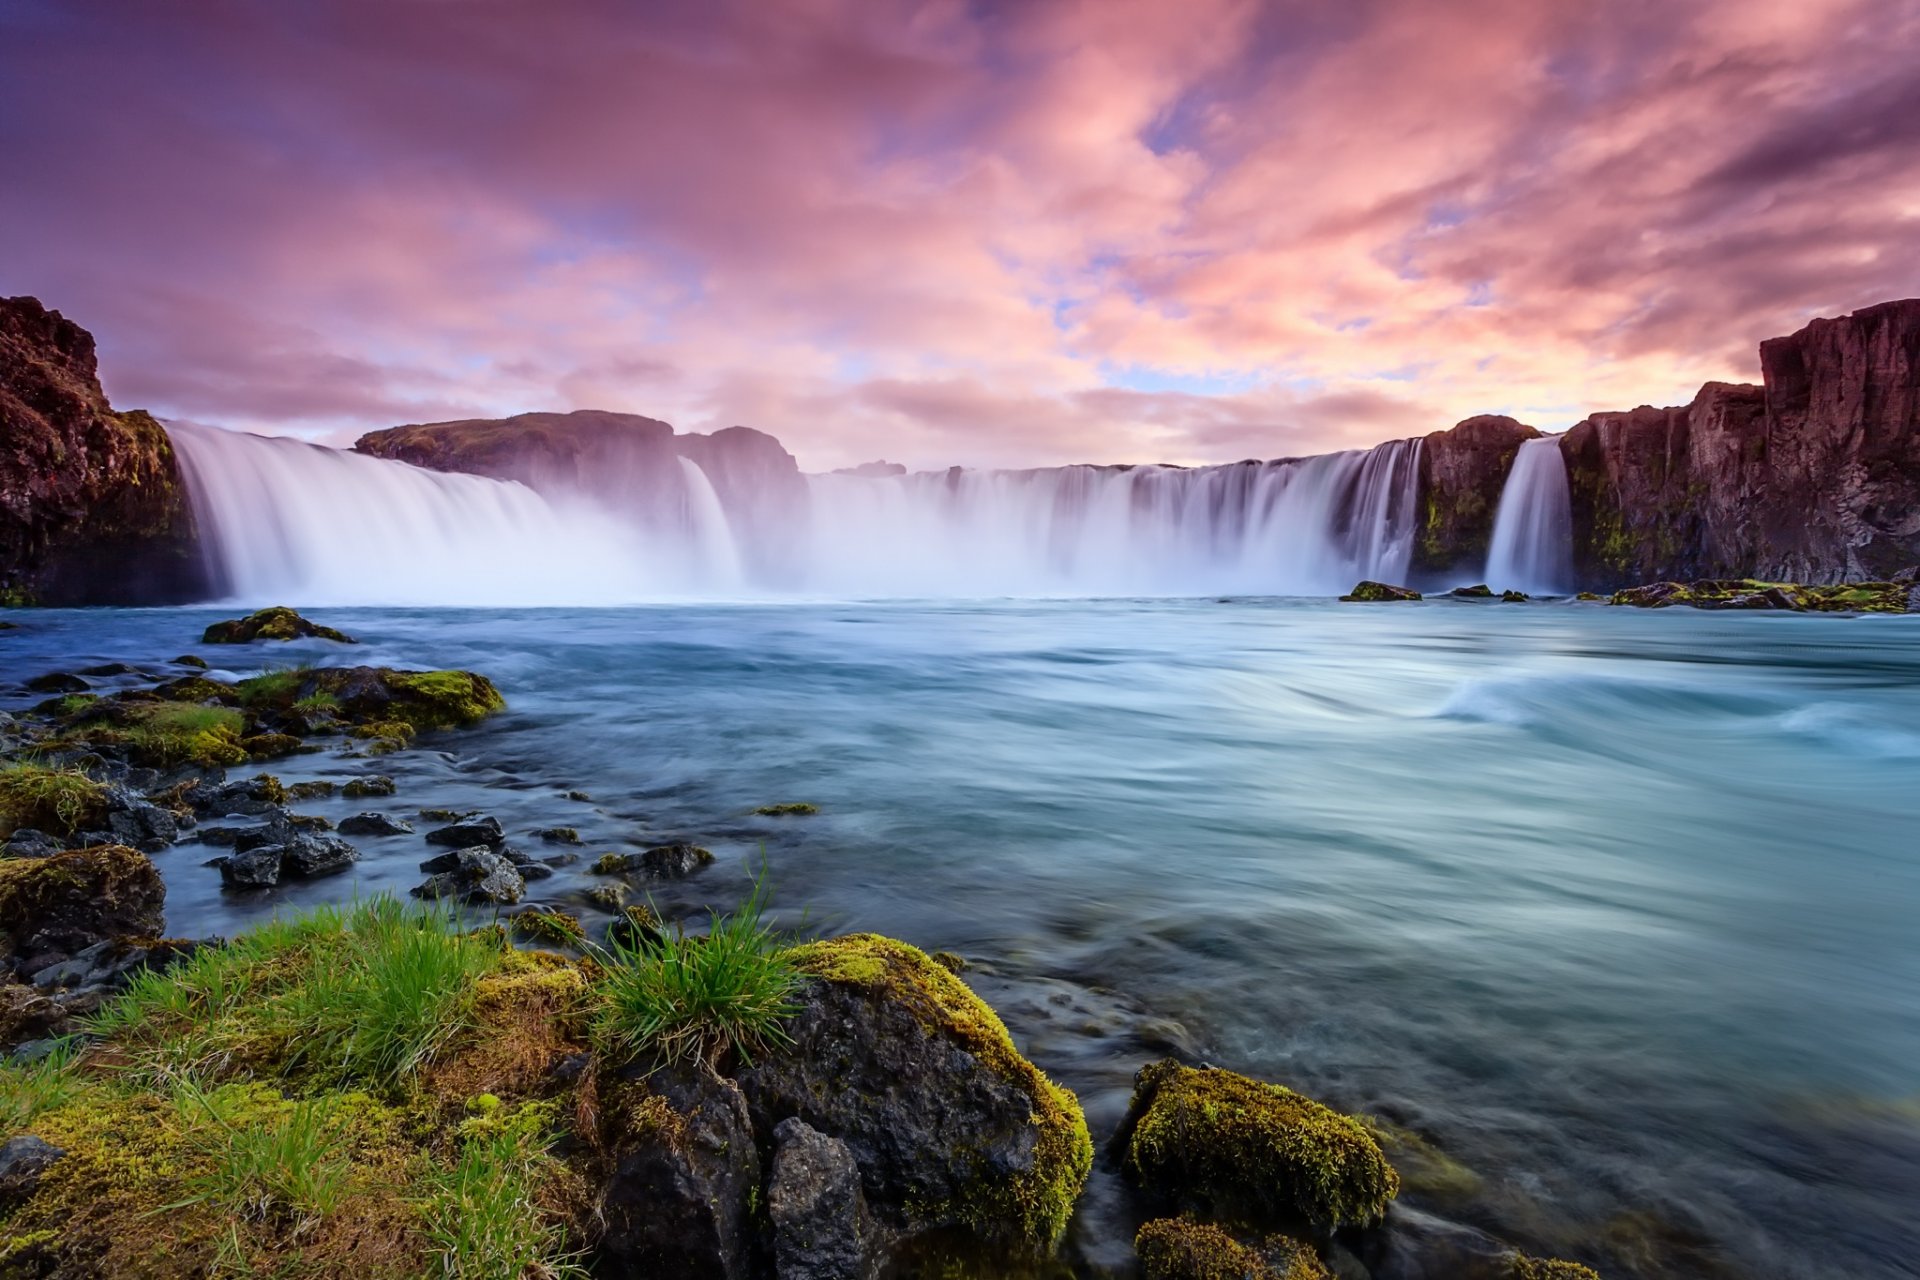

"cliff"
[1411,415,1540,578]
[0,297,205,604]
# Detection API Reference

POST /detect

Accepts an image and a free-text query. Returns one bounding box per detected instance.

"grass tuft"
[591,874,800,1069]
[420,1098,585,1278]
[0,762,107,838]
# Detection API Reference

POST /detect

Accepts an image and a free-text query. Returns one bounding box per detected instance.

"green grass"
[0,761,107,838]
[0,1039,86,1132]
[591,875,801,1068]
[167,1080,355,1230]
[420,1098,584,1278]
[235,666,311,707]
[291,691,339,714]
[93,897,500,1092]
[119,702,249,766]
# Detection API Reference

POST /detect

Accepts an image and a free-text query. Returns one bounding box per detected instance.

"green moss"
[1510,1256,1603,1280]
[1121,1060,1398,1233]
[241,732,305,760]
[1135,1217,1330,1280]
[538,826,581,844]
[1358,1116,1482,1200]
[343,775,396,799]
[103,701,249,766]
[0,762,108,837]
[382,670,506,730]
[288,780,337,800]
[236,668,306,705]
[754,802,819,816]
[1340,581,1421,602]
[786,933,1093,1246]
[202,606,357,645]
[512,909,586,948]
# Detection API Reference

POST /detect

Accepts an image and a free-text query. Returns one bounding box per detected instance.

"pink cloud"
[0,0,1913,470]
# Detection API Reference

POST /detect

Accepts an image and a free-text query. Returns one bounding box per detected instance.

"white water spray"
[172,424,1425,604]
[1484,436,1574,594]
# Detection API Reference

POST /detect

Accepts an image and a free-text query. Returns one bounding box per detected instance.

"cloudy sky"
[3,0,1916,470]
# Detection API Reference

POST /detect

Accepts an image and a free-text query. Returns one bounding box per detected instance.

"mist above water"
[173,423,1427,603]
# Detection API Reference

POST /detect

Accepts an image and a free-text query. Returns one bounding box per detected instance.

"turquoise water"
[5,599,1919,1277]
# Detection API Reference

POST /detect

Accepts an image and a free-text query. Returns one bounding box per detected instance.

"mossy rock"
[241,732,305,760]
[1448,584,1495,598]
[201,606,358,644]
[1135,1216,1330,1280]
[1340,581,1421,602]
[737,933,1092,1252]
[1510,1256,1603,1280]
[341,775,395,799]
[1609,578,1908,614]
[55,698,249,768]
[0,845,164,965]
[0,763,107,838]
[1500,590,1530,602]
[1118,1060,1398,1234]
[754,802,819,816]
[511,909,586,948]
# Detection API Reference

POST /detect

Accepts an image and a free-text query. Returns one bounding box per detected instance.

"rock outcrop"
[0,297,206,604]
[1412,416,1541,578]
[354,409,809,581]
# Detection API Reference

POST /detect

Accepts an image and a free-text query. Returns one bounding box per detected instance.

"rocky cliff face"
[0,297,205,605]
[355,410,808,580]
[1410,415,1540,579]
[1554,300,1919,587]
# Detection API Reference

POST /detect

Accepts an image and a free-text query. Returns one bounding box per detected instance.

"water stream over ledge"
[4,599,1918,1278]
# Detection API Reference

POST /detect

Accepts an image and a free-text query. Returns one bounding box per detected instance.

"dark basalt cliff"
[1410,415,1540,578]
[355,409,808,579]
[1416,299,1920,589]
[0,297,206,605]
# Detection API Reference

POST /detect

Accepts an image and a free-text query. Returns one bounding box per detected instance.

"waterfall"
[797,440,1424,597]
[1484,436,1574,594]
[171,423,666,606]
[172,423,1425,603]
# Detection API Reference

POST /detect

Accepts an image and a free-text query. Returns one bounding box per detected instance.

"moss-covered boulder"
[736,934,1092,1256]
[0,764,106,839]
[1608,577,1909,613]
[1510,1257,1602,1280]
[0,845,164,971]
[1136,1216,1331,1280]
[1341,581,1422,602]
[201,606,357,644]
[1118,1060,1398,1234]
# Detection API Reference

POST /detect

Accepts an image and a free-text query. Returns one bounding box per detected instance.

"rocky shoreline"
[0,608,1611,1278]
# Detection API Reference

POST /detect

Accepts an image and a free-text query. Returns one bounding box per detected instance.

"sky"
[3,0,1917,472]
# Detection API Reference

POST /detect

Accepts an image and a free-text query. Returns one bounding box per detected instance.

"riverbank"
[2,598,1915,1276]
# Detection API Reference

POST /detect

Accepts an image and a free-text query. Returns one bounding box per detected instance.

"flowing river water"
[4,598,1917,1278]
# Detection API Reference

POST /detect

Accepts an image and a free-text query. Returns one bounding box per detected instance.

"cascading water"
[1484,436,1574,594]
[172,423,1426,603]
[170,424,670,606]
[798,441,1424,597]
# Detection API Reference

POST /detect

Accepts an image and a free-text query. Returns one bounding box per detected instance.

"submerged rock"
[338,811,412,837]
[201,606,357,645]
[593,843,714,880]
[425,814,505,848]
[1117,1059,1398,1235]
[737,933,1092,1253]
[1341,581,1422,602]
[1608,577,1909,612]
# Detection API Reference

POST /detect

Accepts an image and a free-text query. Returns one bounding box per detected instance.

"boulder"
[0,845,165,972]
[1340,581,1421,602]
[411,847,524,905]
[1134,1216,1330,1280]
[341,775,396,798]
[736,934,1091,1252]
[1448,584,1494,598]
[338,812,412,837]
[769,1118,875,1280]
[1116,1060,1398,1235]
[23,672,87,695]
[593,843,715,880]
[600,1065,761,1280]
[201,606,356,645]
[424,814,505,847]
[188,773,287,818]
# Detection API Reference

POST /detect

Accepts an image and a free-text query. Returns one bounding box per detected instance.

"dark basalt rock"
[601,1064,761,1280]
[0,1136,64,1206]
[412,847,524,905]
[736,934,1091,1253]
[424,814,505,847]
[215,845,285,889]
[769,1117,876,1280]
[338,812,412,836]
[341,774,396,798]
[188,773,287,818]
[201,606,356,645]
[23,673,86,695]
[1411,416,1541,577]
[1447,584,1495,598]
[593,843,715,880]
